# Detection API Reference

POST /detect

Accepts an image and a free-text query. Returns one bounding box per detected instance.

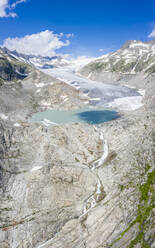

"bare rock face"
[0,122,104,248]
[0,106,154,248]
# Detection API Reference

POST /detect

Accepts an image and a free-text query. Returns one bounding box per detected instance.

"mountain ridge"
[80,39,155,80]
[2,39,155,75]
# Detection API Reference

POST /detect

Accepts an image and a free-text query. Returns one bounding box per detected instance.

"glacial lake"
[32,108,120,125]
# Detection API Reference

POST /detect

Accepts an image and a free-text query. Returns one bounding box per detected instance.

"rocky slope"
[80,39,155,87]
[0,48,33,84]
[0,47,154,248]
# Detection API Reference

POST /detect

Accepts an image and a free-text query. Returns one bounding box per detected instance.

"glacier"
[41,66,143,111]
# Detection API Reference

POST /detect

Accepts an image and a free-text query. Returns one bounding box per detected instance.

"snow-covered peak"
[129,42,149,49]
[80,39,155,76]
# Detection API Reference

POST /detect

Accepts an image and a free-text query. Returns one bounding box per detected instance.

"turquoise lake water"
[32,108,120,125]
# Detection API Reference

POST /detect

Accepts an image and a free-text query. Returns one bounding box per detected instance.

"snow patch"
[31,166,43,172]
[15,69,28,76]
[138,89,145,96]
[36,238,54,248]
[60,95,67,99]
[90,97,101,101]
[0,113,8,120]
[129,43,149,49]
[41,118,57,126]
[40,101,51,106]
[35,83,45,88]
[108,96,143,111]
[144,61,155,72]
[36,89,41,93]
[14,123,20,127]
[60,95,69,102]
[63,98,68,102]
[87,72,93,79]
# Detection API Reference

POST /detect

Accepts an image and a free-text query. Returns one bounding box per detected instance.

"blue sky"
[0,0,155,57]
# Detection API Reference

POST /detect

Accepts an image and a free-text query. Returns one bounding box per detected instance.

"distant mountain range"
[1,39,155,84]
[1,47,70,69]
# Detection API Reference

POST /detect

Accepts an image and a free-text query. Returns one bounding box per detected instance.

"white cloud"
[99,48,111,53]
[0,0,14,17]
[66,33,74,38]
[65,56,95,71]
[0,0,27,18]
[148,28,155,38]
[2,30,71,56]
[11,0,27,8]
[59,32,64,37]
[99,48,105,52]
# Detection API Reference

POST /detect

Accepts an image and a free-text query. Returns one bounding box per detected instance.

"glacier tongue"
[41,67,142,110]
